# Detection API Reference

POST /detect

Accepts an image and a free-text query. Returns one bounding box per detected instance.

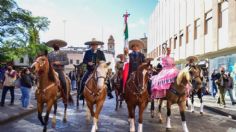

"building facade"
[148,0,236,98]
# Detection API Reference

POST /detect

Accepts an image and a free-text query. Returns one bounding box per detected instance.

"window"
[205,11,213,35]
[179,34,184,47]
[20,58,24,63]
[76,60,80,64]
[218,2,228,28]
[186,25,190,44]
[169,38,172,49]
[70,59,73,64]
[174,36,177,49]
[194,19,200,39]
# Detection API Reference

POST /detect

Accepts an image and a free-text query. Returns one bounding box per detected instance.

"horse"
[31,55,73,132]
[155,67,191,132]
[84,61,110,132]
[188,65,203,114]
[111,68,124,111]
[125,62,151,132]
[75,63,86,108]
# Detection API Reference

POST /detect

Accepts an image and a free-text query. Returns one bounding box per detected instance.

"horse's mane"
[48,62,56,82]
[177,67,191,85]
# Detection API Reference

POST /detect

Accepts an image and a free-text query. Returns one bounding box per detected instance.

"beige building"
[140,36,148,57]
[148,0,236,97]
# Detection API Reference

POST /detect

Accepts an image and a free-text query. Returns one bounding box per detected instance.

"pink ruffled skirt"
[151,67,179,98]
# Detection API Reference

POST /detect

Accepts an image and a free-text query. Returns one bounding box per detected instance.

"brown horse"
[125,63,151,132]
[84,61,110,132]
[111,68,124,111]
[31,55,73,132]
[156,67,191,132]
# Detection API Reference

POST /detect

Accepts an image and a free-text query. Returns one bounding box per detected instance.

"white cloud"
[129,18,146,29]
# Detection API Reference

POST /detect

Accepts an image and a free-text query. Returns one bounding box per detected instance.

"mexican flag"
[123,13,129,89]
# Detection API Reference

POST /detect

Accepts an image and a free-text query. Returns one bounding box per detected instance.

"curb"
[204,105,236,120]
[0,92,77,126]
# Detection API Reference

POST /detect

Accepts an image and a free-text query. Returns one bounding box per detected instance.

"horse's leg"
[166,101,172,129]
[115,89,118,111]
[43,100,54,132]
[52,101,57,128]
[150,99,155,118]
[82,97,85,107]
[119,98,122,108]
[62,103,68,123]
[76,88,79,109]
[127,104,135,132]
[138,102,147,132]
[179,101,189,132]
[37,101,45,125]
[92,97,106,131]
[191,92,195,113]
[198,89,204,115]
[158,99,163,123]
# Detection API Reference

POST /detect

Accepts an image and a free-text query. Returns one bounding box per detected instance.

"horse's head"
[31,55,49,75]
[177,67,191,86]
[135,62,152,90]
[189,65,201,79]
[95,61,111,89]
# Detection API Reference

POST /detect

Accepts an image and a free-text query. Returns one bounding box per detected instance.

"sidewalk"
[0,87,77,125]
[192,95,236,120]
[0,87,37,125]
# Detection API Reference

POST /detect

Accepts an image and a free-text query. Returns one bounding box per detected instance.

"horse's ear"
[106,62,111,66]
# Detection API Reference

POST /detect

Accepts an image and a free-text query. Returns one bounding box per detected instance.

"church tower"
[107,35,115,55]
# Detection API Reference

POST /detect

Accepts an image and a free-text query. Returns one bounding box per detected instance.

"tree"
[0,0,50,63]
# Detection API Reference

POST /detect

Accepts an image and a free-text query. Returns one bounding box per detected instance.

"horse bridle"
[132,71,148,94]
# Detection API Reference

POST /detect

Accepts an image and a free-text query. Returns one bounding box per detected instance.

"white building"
[148,0,236,98]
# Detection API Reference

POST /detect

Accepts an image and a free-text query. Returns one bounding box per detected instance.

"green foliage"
[0,0,50,63]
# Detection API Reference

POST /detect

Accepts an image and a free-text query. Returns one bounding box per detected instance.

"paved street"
[0,94,236,132]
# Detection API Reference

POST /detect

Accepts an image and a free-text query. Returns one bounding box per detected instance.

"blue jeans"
[20,86,31,108]
[211,82,217,97]
[227,89,235,103]
[71,80,77,90]
[1,86,15,106]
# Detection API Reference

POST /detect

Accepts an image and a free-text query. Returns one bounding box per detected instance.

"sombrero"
[145,58,154,63]
[186,56,198,62]
[46,39,67,47]
[85,38,104,45]
[128,39,144,49]
[116,54,124,58]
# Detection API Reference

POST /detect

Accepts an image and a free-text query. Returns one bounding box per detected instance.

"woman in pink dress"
[151,47,179,98]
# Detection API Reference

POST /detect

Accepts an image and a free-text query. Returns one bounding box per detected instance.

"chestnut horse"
[31,55,73,132]
[156,67,191,132]
[125,63,151,132]
[84,61,110,132]
[111,68,124,111]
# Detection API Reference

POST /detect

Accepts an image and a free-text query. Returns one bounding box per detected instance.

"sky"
[15,0,157,54]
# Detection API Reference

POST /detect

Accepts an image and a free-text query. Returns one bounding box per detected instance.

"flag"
[123,12,130,89]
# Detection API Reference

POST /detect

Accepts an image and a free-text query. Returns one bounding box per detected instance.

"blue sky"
[16,0,157,54]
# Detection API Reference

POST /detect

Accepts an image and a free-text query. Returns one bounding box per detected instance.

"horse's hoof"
[43,128,47,132]
[200,112,203,115]
[166,128,171,131]
[191,111,194,113]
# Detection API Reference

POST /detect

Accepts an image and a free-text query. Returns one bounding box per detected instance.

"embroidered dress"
[151,55,179,98]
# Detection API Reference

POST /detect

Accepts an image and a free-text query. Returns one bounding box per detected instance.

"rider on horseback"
[128,40,145,78]
[80,38,106,99]
[151,45,179,99]
[46,39,69,95]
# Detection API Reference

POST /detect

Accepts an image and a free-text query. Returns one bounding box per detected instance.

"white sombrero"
[128,39,144,49]
[46,39,67,47]
[85,38,104,45]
